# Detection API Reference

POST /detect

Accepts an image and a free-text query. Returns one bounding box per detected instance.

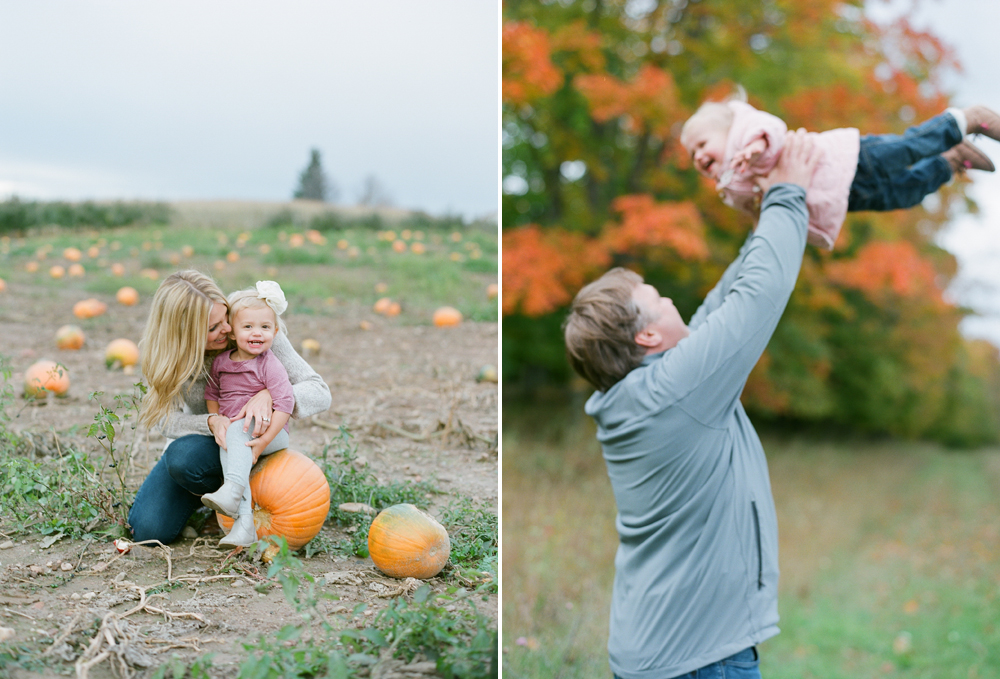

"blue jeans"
[614,647,760,679]
[128,435,223,544]
[848,111,962,212]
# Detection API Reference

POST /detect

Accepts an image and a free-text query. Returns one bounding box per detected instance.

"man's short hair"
[563,267,654,392]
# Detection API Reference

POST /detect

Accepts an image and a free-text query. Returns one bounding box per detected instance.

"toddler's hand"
[731,139,768,174]
[246,436,270,465]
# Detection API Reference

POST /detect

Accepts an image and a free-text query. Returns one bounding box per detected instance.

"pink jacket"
[718,101,860,250]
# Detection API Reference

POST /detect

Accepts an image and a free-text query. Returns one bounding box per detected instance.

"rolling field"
[502,400,1000,679]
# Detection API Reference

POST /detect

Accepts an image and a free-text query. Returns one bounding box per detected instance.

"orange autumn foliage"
[575,64,683,138]
[503,22,562,105]
[603,196,708,260]
[826,241,944,308]
[502,225,610,317]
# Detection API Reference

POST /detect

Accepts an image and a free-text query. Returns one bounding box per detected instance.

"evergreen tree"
[293,148,336,202]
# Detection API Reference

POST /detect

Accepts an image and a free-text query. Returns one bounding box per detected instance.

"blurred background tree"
[502,0,1000,445]
[294,148,337,202]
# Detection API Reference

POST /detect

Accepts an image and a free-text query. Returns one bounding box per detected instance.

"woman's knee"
[163,435,222,491]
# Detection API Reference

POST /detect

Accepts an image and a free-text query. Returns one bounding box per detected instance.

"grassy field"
[0,203,498,323]
[502,399,1000,678]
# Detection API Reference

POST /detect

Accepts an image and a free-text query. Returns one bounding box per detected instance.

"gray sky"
[867,0,1000,345]
[0,1,498,219]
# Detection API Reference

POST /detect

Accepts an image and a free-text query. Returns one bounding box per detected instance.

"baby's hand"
[246,436,271,464]
[731,139,768,174]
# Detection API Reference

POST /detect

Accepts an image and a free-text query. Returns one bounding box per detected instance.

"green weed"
[87,382,146,531]
[319,427,437,558]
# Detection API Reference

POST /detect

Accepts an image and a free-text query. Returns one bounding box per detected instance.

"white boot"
[220,513,257,547]
[201,481,245,518]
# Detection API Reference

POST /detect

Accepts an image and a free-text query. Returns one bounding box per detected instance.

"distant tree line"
[0,198,171,234]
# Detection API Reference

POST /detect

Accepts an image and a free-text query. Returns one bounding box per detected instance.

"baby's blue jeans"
[848,111,963,212]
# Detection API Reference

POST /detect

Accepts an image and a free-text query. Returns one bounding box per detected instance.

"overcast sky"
[866,0,1000,345]
[0,1,498,219]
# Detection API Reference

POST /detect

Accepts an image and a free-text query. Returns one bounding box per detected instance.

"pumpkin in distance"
[73,298,107,319]
[105,338,140,368]
[55,325,85,350]
[116,286,139,306]
[432,306,463,327]
[368,504,450,579]
[217,449,330,551]
[24,360,70,398]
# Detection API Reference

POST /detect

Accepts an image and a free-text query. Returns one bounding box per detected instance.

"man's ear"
[635,326,662,349]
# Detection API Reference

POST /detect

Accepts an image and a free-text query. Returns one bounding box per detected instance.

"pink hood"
[718,101,860,250]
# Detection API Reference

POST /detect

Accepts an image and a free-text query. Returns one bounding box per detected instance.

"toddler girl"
[680,91,1000,249]
[201,280,295,547]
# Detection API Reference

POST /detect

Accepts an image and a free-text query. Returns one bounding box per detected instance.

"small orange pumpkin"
[24,360,70,398]
[105,338,139,368]
[0,278,6,292]
[73,298,108,319]
[116,286,139,306]
[432,306,463,327]
[63,247,83,262]
[67,263,85,277]
[55,325,85,350]
[486,283,498,300]
[368,504,451,579]
[49,265,66,279]
[217,449,331,551]
[373,297,392,314]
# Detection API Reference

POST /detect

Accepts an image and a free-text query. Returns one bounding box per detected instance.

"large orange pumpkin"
[368,504,451,579]
[216,449,331,551]
[24,360,70,398]
[55,325,85,350]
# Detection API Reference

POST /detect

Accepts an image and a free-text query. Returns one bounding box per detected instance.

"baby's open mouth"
[248,340,265,347]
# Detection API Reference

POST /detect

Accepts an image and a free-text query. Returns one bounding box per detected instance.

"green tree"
[502,0,1000,445]
[294,148,336,202]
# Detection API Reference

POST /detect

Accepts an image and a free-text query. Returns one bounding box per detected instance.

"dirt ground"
[0,280,499,677]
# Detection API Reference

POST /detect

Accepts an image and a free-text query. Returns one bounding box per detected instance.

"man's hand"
[753,129,821,194]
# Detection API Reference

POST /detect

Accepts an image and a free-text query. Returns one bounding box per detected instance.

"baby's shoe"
[966,105,1000,143]
[220,513,258,547]
[200,481,245,518]
[944,140,995,173]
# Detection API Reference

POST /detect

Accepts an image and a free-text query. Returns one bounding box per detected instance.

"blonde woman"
[129,270,331,545]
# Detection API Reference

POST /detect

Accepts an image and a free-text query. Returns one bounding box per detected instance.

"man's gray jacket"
[585,184,809,679]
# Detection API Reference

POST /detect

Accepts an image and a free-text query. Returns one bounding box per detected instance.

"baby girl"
[680,91,1000,249]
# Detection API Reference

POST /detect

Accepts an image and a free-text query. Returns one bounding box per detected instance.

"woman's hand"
[208,414,232,449]
[236,389,274,438]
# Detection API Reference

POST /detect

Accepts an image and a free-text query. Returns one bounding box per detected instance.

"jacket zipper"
[751,501,763,590]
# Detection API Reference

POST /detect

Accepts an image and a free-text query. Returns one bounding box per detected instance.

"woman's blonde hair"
[227,287,287,334]
[139,270,229,428]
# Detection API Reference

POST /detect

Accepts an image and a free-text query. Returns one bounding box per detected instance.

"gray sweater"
[159,331,332,439]
[585,185,808,678]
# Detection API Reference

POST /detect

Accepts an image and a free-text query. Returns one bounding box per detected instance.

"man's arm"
[636,132,821,424]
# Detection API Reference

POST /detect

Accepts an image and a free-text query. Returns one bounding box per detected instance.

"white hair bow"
[255,280,288,316]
